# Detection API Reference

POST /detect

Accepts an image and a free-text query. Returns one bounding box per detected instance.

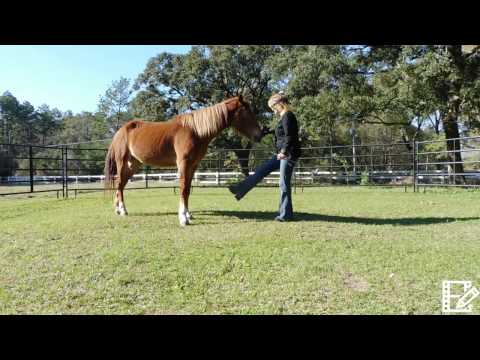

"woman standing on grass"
[228,92,302,221]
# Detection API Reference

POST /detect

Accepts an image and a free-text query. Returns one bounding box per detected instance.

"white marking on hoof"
[119,202,128,216]
[179,211,188,226]
[186,211,193,222]
[178,202,189,226]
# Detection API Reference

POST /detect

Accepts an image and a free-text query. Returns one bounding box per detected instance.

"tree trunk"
[401,127,413,152]
[440,46,468,185]
[442,110,465,184]
[2,117,7,144]
[234,144,252,177]
[434,111,442,135]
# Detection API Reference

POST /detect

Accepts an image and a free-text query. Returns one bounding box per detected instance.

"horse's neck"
[205,121,229,142]
[206,104,232,139]
[224,103,237,127]
[179,102,233,141]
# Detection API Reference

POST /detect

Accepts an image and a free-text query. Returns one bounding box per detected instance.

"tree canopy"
[2,45,480,176]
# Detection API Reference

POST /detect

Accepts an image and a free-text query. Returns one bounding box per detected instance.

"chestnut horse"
[104,95,262,226]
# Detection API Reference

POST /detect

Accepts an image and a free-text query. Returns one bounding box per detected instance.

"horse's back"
[123,118,164,131]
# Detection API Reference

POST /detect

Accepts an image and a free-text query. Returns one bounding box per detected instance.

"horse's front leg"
[177,161,193,226]
[185,165,198,223]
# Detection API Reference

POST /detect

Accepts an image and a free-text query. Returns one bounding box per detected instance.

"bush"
[360,171,370,186]
[0,151,16,177]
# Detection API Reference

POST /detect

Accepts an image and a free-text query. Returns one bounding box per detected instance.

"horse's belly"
[128,145,176,168]
[145,155,177,167]
[130,147,177,167]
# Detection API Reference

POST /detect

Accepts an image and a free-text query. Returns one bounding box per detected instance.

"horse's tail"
[104,144,117,193]
[104,125,130,193]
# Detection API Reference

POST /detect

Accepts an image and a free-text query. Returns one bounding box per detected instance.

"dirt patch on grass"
[344,272,370,292]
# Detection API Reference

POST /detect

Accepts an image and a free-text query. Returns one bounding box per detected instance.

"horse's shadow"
[130,210,479,226]
[132,212,178,217]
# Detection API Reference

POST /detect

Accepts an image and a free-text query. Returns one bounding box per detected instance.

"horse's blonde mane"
[178,102,229,138]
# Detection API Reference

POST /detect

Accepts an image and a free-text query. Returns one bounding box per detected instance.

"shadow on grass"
[130,210,479,226]
[132,212,178,217]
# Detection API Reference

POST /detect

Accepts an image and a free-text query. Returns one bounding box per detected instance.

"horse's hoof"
[179,212,189,226]
[116,207,128,216]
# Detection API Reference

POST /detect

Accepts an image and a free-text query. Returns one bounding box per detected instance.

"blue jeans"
[235,154,296,219]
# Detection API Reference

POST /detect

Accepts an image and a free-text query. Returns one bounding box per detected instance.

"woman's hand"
[277,153,287,160]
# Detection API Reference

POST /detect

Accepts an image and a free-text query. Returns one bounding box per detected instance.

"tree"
[98,77,132,134]
[57,111,108,144]
[353,45,480,183]
[268,46,374,147]
[0,91,21,144]
[129,90,169,121]
[271,45,480,182]
[16,101,37,144]
[36,104,62,145]
[134,45,282,176]
[53,111,109,174]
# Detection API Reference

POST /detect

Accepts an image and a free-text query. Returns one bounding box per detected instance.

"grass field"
[1,186,480,314]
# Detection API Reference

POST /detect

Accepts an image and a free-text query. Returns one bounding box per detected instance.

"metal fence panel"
[2,136,480,197]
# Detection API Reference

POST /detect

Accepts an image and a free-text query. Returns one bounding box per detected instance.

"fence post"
[370,146,374,182]
[145,166,149,189]
[330,145,333,185]
[413,140,417,193]
[217,150,221,186]
[453,139,457,186]
[64,146,69,198]
[61,146,65,198]
[29,145,34,193]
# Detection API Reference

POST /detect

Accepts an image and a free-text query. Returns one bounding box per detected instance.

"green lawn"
[1,186,480,314]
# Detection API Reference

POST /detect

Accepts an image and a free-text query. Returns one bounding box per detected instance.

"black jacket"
[275,111,301,160]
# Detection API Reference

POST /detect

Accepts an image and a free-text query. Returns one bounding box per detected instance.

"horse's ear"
[237,94,243,103]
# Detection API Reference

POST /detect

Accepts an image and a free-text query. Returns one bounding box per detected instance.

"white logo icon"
[442,281,480,313]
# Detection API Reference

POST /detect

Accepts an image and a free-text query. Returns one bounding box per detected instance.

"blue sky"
[0,45,192,114]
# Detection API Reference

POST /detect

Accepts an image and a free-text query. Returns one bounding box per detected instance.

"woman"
[228,92,302,221]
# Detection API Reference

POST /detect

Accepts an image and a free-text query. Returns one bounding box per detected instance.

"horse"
[103,95,262,226]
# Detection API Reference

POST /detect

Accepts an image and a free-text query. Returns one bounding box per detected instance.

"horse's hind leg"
[115,164,128,216]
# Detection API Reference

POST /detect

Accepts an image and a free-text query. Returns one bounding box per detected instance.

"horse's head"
[226,95,262,143]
